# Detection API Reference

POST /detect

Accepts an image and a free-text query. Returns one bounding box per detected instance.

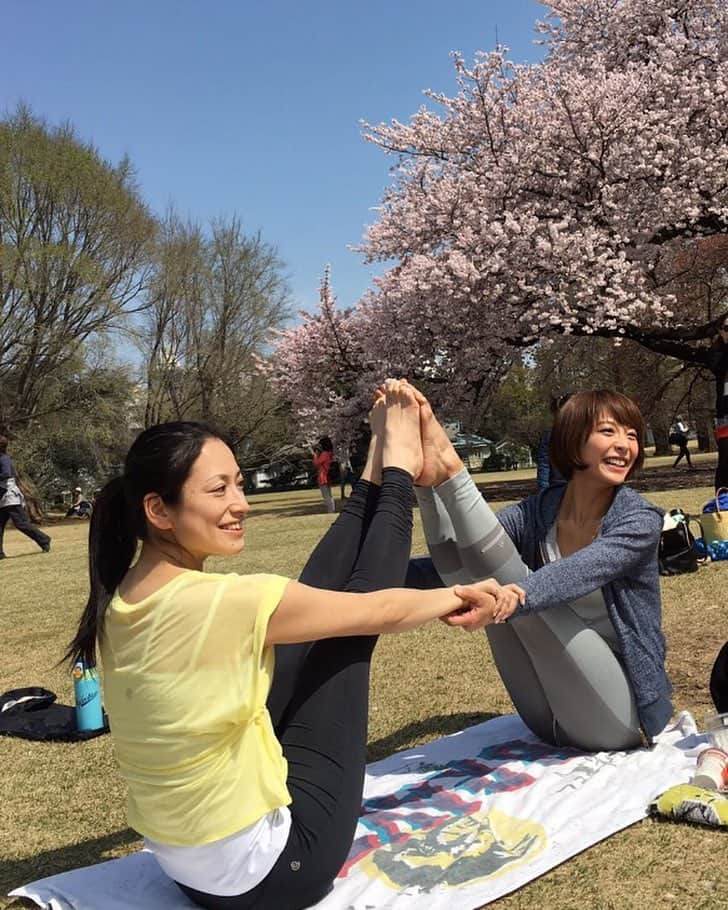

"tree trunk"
[696,411,717,452]
[651,421,671,456]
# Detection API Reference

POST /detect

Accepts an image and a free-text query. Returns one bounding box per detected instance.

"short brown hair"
[0,435,8,454]
[549,390,645,481]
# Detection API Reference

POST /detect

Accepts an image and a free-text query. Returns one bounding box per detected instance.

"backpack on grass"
[658,509,702,576]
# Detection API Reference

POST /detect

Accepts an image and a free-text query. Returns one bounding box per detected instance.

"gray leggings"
[414,470,642,751]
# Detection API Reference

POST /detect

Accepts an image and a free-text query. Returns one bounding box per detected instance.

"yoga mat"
[10,712,704,910]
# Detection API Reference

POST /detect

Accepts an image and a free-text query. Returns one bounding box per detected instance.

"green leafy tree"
[9,346,136,501]
[480,359,547,455]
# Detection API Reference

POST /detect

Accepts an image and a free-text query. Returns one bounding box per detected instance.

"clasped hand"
[445,579,526,632]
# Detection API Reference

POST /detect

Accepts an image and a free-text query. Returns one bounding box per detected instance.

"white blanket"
[10,712,705,910]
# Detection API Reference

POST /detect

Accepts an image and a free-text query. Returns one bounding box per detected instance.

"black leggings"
[177,467,414,910]
[716,434,728,490]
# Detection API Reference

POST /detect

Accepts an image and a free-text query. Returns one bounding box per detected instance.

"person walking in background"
[0,434,51,559]
[313,436,336,513]
[536,393,572,491]
[708,318,728,489]
[669,417,694,469]
[338,433,370,502]
[339,452,355,502]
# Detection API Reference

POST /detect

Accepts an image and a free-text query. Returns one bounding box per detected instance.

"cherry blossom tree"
[264,266,374,446]
[273,0,728,431]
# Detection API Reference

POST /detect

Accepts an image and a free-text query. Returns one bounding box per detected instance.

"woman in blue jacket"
[407,387,673,752]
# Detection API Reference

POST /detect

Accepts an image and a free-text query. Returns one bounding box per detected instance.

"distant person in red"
[313,436,336,513]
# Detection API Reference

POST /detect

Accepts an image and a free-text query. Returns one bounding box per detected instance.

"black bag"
[328,459,341,485]
[0,687,109,741]
[658,513,701,576]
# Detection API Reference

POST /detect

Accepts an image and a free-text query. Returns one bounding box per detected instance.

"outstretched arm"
[516,507,663,613]
[265,579,497,645]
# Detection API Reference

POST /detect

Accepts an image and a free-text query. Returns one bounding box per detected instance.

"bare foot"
[360,390,386,485]
[382,379,424,479]
[401,380,464,486]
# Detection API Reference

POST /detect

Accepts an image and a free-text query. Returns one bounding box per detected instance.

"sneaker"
[41,541,51,553]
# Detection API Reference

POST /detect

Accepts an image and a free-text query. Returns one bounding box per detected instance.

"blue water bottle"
[73,661,104,731]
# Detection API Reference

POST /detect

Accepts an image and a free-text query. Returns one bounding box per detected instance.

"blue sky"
[2,0,545,320]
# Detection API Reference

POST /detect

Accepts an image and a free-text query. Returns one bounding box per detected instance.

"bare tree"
[0,106,156,431]
[139,213,292,452]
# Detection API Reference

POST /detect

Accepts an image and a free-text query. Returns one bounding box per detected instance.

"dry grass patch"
[1,483,727,909]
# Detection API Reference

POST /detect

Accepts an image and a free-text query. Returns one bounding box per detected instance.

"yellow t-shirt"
[100,570,291,846]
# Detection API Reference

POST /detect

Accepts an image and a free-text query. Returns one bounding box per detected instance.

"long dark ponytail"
[65,421,218,668]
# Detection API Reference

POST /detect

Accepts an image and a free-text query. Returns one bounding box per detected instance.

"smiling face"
[578,413,640,487]
[549,390,645,483]
[161,437,250,562]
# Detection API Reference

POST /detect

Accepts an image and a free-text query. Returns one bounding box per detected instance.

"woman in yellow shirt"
[66,381,497,910]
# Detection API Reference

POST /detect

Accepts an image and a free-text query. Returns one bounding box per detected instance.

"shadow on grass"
[252,494,421,520]
[367,711,501,763]
[477,461,716,504]
[251,503,336,519]
[1,549,54,559]
[1,828,142,900]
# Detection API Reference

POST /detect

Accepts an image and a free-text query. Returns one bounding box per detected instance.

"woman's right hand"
[442,578,525,632]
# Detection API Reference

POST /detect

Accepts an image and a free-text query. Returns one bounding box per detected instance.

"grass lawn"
[1,467,727,909]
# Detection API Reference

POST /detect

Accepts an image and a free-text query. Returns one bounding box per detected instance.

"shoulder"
[218,572,290,601]
[615,485,662,515]
[170,573,289,625]
[606,486,663,533]
[499,484,564,537]
[173,568,217,589]
[525,483,566,524]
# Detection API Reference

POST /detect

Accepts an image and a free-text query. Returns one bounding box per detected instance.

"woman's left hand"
[493,583,526,623]
[443,579,525,631]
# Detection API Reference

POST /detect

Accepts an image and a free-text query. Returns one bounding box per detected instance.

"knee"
[404,557,444,589]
